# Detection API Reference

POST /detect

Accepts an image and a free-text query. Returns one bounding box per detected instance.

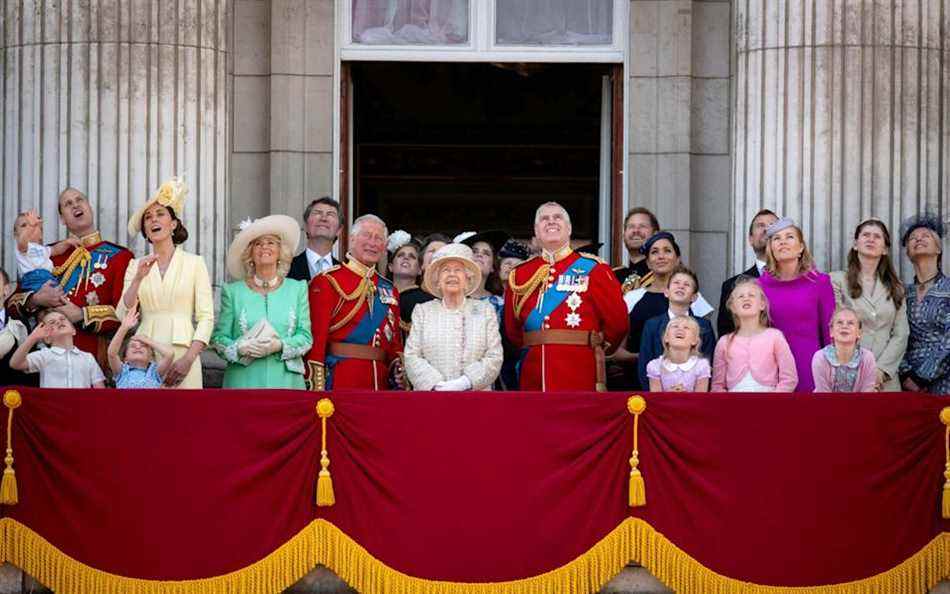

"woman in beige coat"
[404,243,502,391]
[830,219,907,391]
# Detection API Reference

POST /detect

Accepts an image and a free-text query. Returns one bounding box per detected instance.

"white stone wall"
[230,0,333,238]
[734,0,950,278]
[628,0,733,304]
[1,0,231,285]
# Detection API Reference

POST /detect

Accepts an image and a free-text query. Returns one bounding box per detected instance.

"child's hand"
[28,322,52,342]
[23,210,41,226]
[65,236,81,248]
[121,304,140,329]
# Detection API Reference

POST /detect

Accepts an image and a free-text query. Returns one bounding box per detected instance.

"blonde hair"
[726,275,771,332]
[764,224,815,276]
[241,234,293,279]
[661,315,702,360]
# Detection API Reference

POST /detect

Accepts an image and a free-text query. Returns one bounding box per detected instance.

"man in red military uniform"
[5,188,133,369]
[306,214,403,391]
[504,202,627,392]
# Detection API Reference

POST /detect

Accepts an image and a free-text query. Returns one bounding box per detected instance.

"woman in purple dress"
[758,218,835,392]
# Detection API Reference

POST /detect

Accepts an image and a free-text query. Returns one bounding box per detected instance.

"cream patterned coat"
[404,298,503,391]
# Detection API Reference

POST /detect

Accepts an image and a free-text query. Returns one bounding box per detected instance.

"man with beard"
[716,208,778,337]
[289,196,342,281]
[5,187,134,368]
[305,214,403,391]
[613,207,660,294]
[504,202,627,392]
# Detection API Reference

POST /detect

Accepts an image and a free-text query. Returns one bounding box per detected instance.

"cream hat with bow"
[128,177,188,238]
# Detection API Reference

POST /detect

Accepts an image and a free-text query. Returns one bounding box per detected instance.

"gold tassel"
[316,398,335,507]
[1,390,22,506]
[941,408,950,519]
[627,395,646,507]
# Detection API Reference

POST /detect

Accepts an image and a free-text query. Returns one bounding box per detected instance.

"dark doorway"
[351,62,609,242]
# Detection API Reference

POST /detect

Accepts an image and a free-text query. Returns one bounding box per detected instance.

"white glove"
[260,337,282,356]
[238,339,267,359]
[238,337,282,360]
[433,376,472,391]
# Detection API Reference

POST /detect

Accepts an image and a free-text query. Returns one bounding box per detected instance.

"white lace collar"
[661,355,699,372]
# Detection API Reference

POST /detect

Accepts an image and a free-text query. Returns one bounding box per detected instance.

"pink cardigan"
[711,328,798,392]
[810,346,877,393]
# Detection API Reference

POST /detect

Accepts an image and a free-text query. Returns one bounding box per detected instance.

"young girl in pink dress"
[711,276,798,392]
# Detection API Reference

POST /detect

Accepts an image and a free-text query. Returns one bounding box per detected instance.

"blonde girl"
[645,315,711,392]
[711,276,798,392]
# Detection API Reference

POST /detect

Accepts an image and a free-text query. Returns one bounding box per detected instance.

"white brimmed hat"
[423,243,482,298]
[128,177,188,238]
[226,215,301,279]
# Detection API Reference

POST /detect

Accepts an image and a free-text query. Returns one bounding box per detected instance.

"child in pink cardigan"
[810,307,877,392]
[711,276,798,392]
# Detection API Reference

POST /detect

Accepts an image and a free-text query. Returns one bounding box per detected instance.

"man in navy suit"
[716,208,778,337]
[289,196,342,281]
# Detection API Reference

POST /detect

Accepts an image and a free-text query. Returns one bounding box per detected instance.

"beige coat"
[404,298,503,391]
[829,271,908,391]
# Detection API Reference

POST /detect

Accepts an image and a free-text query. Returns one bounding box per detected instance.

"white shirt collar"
[306,248,333,275]
[48,345,81,355]
[661,356,699,372]
[755,259,767,274]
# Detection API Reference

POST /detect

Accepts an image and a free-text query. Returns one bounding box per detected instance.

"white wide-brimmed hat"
[128,177,188,238]
[423,243,482,298]
[226,215,301,279]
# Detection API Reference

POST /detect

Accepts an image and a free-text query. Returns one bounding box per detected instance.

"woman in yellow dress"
[117,178,214,388]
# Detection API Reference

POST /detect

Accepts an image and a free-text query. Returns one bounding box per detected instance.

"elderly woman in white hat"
[117,177,214,388]
[403,243,503,391]
[209,215,313,389]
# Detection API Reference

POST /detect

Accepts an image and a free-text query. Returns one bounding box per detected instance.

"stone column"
[2,0,230,284]
[627,0,733,302]
[733,0,950,276]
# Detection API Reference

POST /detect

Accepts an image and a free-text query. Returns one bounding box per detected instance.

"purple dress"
[758,269,835,392]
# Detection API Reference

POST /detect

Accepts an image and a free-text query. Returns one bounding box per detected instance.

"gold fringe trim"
[0,517,947,594]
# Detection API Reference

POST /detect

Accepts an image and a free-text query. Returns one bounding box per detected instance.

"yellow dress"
[117,247,215,388]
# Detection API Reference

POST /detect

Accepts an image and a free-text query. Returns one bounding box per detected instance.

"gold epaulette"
[317,264,341,277]
[508,259,550,318]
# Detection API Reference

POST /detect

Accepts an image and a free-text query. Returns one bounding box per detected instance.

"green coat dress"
[210,278,312,389]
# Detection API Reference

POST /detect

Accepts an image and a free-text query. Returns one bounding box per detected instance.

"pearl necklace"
[253,274,280,289]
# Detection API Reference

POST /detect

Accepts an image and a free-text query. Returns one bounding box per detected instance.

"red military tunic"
[5,231,133,366]
[306,257,402,391]
[504,245,627,392]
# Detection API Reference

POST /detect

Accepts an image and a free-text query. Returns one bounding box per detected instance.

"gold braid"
[52,246,91,292]
[324,275,372,333]
[508,264,550,318]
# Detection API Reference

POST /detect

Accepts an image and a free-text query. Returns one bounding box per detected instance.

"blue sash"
[524,256,597,332]
[326,278,390,389]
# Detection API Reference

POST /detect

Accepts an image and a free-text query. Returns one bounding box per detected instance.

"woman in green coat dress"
[211,215,312,389]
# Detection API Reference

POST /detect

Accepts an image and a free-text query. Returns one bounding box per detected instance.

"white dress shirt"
[26,345,106,388]
[306,248,334,278]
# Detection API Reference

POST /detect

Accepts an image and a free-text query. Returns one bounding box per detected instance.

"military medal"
[90,272,106,288]
[564,283,584,327]
[85,291,100,306]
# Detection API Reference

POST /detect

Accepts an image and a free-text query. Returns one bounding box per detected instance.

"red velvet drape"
[2,388,946,586]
